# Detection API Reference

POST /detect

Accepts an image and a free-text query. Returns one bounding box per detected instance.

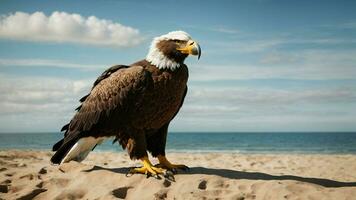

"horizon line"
[0,131,355,134]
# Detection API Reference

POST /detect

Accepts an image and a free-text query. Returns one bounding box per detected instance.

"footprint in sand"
[112,186,133,199]
[16,188,47,200]
[154,189,168,200]
[1,179,11,184]
[163,179,171,187]
[0,184,9,193]
[20,173,35,180]
[38,167,47,174]
[198,180,207,190]
[0,167,7,172]
[36,181,44,188]
[5,172,15,177]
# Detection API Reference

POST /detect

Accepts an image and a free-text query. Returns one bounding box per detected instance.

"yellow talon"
[157,155,189,171]
[130,156,165,175]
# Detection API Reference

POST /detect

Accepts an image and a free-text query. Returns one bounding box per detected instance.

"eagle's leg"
[126,134,165,176]
[156,155,189,172]
[129,156,165,175]
[146,124,189,172]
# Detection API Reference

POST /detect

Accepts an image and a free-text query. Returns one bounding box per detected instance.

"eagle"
[51,31,201,176]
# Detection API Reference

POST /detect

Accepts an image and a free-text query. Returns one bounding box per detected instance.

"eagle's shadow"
[84,166,356,188]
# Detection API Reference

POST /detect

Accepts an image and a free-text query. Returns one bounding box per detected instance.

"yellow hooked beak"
[177,40,201,59]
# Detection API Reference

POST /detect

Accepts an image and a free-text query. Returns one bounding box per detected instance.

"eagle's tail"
[51,135,104,164]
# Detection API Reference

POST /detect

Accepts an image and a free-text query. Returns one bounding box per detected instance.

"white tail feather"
[61,137,105,164]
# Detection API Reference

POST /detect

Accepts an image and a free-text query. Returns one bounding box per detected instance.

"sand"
[0,150,356,200]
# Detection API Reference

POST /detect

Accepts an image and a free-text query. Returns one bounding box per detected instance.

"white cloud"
[0,11,143,47]
[0,75,94,132]
[0,58,105,69]
[0,75,92,114]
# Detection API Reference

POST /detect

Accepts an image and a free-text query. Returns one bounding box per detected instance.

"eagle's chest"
[134,67,188,129]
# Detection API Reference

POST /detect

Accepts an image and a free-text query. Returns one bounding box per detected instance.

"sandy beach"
[1,150,356,200]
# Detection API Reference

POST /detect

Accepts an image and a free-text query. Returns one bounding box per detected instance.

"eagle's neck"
[146,48,181,71]
[146,37,185,71]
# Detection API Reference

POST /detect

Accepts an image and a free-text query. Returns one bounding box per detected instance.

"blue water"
[0,132,356,154]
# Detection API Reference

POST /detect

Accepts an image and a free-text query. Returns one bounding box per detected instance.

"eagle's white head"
[146,31,201,70]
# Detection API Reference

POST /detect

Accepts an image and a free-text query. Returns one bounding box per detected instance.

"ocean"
[0,132,356,154]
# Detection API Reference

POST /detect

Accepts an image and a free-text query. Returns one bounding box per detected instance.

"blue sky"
[0,0,355,132]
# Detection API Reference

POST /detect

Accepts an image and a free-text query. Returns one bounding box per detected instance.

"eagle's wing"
[59,65,129,135]
[63,65,152,143]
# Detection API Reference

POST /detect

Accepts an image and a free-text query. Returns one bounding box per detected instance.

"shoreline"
[2,132,356,156]
[2,148,356,155]
[1,150,356,199]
